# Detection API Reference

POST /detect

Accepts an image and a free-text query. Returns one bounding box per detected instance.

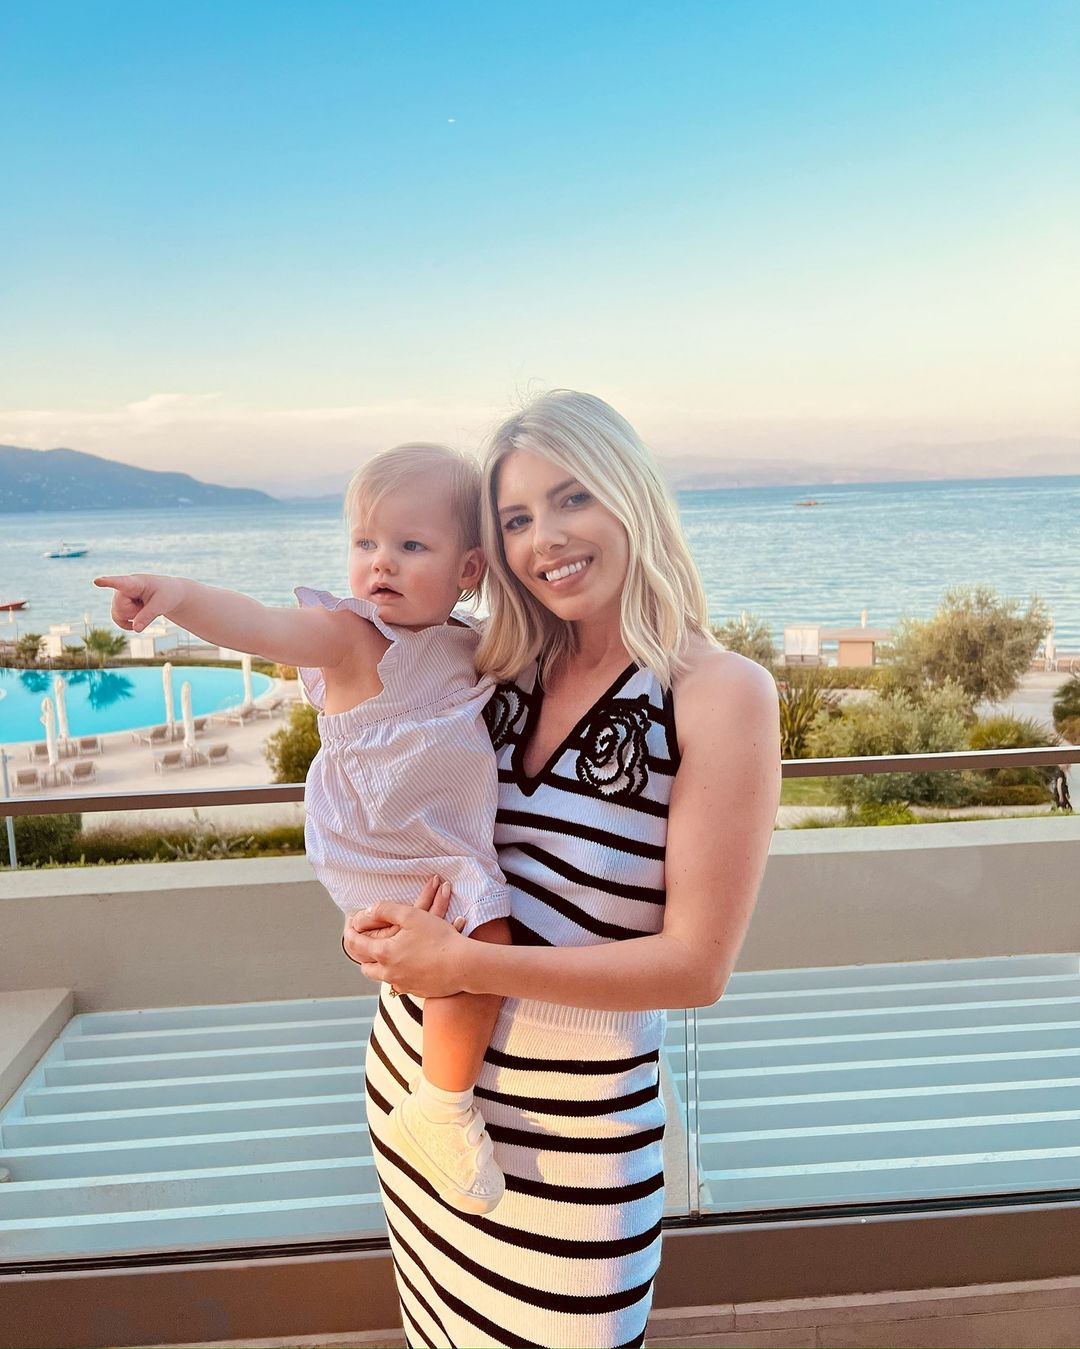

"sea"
[1,474,1078,648]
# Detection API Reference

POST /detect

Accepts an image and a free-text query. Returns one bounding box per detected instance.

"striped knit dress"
[366,660,677,1349]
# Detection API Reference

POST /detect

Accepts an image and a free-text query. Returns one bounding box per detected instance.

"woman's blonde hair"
[476,391,711,688]
[344,443,483,602]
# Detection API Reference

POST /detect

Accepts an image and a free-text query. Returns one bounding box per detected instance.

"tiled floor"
[178,1276,1080,1348]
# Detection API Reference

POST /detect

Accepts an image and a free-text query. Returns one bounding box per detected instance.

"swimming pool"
[0,666,272,744]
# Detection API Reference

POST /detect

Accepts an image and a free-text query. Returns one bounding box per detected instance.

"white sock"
[415,1071,474,1123]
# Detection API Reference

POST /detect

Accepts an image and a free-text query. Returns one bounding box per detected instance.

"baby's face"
[348,479,481,629]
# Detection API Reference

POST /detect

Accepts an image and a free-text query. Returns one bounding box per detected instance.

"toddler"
[95,443,512,1214]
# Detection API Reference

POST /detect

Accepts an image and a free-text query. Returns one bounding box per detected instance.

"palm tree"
[79,627,128,668]
[15,632,44,665]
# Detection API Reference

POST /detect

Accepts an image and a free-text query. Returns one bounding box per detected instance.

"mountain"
[660,436,1080,491]
[0,445,277,512]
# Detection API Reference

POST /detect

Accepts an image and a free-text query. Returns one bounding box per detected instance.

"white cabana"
[162,662,176,736]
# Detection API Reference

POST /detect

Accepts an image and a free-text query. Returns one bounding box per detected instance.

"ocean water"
[1,475,1078,647]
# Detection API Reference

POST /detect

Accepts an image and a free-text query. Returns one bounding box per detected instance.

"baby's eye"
[502,514,529,532]
[402,540,425,552]
[354,538,375,551]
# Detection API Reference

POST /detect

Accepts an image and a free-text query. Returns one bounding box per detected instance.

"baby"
[95,443,512,1214]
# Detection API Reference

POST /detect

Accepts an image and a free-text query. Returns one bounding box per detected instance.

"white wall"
[1,817,1078,1012]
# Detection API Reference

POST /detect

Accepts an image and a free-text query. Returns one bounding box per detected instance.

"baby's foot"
[388,1091,505,1215]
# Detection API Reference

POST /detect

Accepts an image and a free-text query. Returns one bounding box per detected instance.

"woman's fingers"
[350,903,402,933]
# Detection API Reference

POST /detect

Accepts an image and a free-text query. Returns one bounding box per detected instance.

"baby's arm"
[94,574,374,672]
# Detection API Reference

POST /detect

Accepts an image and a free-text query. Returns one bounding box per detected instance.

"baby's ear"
[459,547,486,590]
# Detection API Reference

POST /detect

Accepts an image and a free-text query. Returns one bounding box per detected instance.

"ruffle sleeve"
[293,587,397,711]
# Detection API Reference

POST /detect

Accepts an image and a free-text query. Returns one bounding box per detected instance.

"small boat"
[794,498,821,508]
[43,543,89,559]
[0,598,28,611]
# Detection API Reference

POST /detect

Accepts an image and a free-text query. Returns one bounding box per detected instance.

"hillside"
[0,445,276,512]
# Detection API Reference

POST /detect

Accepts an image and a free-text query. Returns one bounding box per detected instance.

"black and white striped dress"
[365,661,678,1349]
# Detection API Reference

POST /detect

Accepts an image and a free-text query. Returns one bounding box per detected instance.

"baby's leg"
[421,916,511,1090]
[388,916,511,1214]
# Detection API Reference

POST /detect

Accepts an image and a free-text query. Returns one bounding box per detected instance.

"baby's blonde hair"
[344,443,483,550]
[344,443,484,601]
[476,391,711,688]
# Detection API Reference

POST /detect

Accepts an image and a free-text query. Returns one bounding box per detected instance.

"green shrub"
[1052,674,1080,734]
[783,665,884,689]
[778,675,838,759]
[73,822,307,865]
[850,801,919,827]
[1,813,83,866]
[964,713,1056,805]
[970,785,1051,807]
[265,703,320,783]
[1056,716,1080,745]
[808,683,972,807]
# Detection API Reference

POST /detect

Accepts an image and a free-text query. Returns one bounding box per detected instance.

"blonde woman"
[348,391,780,1349]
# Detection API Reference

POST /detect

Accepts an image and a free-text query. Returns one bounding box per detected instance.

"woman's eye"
[565,491,591,507]
[502,514,529,532]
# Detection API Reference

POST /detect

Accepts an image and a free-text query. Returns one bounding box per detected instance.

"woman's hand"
[343,883,470,998]
[341,876,467,994]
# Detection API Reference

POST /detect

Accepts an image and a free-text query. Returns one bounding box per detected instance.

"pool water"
[0,666,272,744]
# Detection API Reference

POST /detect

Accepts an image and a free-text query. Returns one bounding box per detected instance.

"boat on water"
[43,543,89,558]
[0,599,28,611]
[794,498,821,507]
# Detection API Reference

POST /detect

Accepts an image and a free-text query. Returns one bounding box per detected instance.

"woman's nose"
[532,510,568,553]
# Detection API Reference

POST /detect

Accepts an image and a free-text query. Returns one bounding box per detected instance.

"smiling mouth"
[540,558,592,582]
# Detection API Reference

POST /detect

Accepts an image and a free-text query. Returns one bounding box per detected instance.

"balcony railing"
[1,747,1078,1342]
[4,743,1078,820]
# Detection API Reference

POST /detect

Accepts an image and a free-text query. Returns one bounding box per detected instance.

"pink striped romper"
[294,587,512,934]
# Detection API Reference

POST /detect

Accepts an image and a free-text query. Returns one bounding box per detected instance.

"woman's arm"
[346,651,781,1010]
[94,573,379,672]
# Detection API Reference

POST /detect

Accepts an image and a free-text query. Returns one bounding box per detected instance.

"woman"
[345,391,780,1349]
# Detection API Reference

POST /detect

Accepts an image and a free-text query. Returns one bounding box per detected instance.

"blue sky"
[1,0,1077,490]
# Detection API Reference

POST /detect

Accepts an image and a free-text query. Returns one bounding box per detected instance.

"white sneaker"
[387,1092,505,1215]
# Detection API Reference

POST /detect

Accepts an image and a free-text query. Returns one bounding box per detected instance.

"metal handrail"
[2,744,1078,818]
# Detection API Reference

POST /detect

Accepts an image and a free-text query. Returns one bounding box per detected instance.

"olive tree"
[712,612,776,672]
[884,585,1047,706]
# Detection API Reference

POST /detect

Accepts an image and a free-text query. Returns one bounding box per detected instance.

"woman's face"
[494,448,630,626]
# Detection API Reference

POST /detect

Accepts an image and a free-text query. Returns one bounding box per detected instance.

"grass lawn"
[779,776,833,805]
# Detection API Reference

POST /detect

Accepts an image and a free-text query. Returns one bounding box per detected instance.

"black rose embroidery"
[576,696,651,799]
[483,684,525,750]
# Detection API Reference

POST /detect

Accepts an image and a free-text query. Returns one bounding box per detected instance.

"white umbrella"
[53,675,70,744]
[162,662,175,736]
[181,681,196,753]
[241,652,254,709]
[41,696,59,774]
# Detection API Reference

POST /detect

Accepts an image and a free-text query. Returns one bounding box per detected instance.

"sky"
[1,0,1078,493]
